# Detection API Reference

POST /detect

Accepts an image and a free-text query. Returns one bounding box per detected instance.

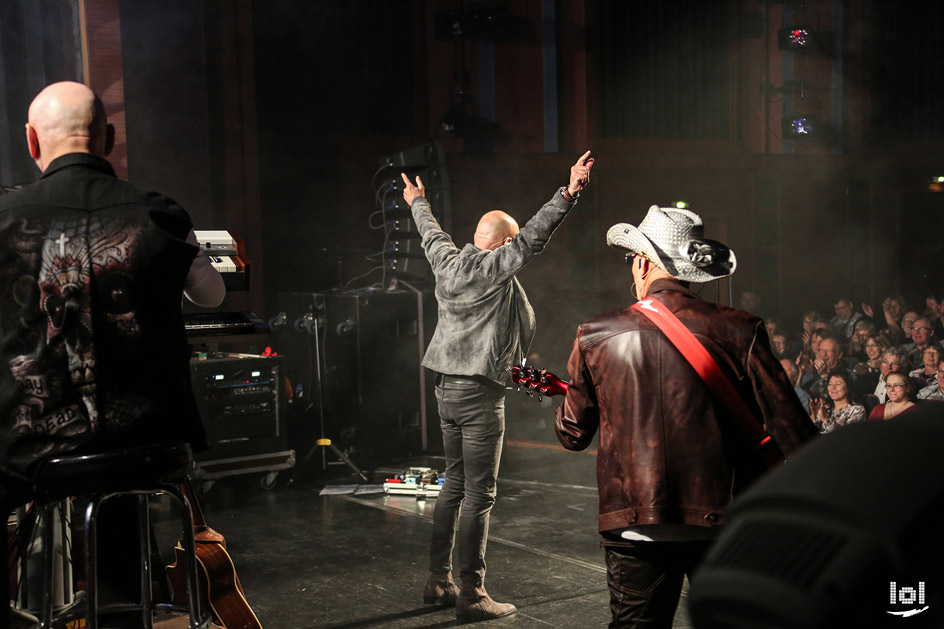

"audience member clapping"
[846,318,876,363]
[806,333,853,398]
[809,369,866,433]
[853,333,889,377]
[798,310,827,353]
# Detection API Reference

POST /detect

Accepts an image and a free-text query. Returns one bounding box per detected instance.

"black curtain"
[0,0,81,187]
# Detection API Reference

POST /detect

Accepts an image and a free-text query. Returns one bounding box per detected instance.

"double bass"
[166,478,263,629]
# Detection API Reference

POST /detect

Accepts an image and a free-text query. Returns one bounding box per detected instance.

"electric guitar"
[508,363,569,401]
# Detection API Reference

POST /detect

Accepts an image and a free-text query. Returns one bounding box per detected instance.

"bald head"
[25,81,114,171]
[473,210,519,251]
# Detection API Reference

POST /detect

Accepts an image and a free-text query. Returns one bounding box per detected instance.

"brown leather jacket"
[555,279,818,533]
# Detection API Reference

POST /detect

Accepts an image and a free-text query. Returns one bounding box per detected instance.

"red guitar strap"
[631,297,772,447]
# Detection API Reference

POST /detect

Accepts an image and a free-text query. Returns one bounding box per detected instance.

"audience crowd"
[750,292,944,433]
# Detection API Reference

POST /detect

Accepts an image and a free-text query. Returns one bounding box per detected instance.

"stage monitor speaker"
[274,289,439,466]
[689,404,944,629]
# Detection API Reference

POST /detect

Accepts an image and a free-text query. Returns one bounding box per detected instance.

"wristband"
[560,186,577,203]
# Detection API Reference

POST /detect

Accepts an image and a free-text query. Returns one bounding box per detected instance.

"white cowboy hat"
[606,205,736,282]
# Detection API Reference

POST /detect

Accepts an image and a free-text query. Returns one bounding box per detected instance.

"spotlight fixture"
[779,27,811,49]
[927,176,944,192]
[782,115,818,139]
[675,201,689,209]
[778,26,815,50]
[777,27,832,54]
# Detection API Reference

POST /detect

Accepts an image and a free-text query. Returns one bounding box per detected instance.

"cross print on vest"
[56,232,69,256]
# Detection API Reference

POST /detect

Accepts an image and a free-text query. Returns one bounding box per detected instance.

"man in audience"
[771,333,789,359]
[781,358,812,415]
[900,310,920,346]
[917,362,944,401]
[806,333,854,398]
[830,297,864,339]
[901,316,935,369]
[738,290,762,315]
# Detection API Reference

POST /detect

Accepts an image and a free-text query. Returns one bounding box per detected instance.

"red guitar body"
[166,479,262,629]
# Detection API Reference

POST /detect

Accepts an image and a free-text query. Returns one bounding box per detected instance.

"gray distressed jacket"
[411,191,575,383]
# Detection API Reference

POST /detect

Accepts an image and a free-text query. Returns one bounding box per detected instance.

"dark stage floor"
[190,426,695,628]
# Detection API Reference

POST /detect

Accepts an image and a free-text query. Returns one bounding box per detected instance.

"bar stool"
[26,442,212,629]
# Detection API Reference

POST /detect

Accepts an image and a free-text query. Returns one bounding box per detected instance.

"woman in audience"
[809,369,866,433]
[908,341,943,387]
[854,333,889,376]
[795,326,831,387]
[867,372,918,420]
[797,310,824,352]
[847,318,876,363]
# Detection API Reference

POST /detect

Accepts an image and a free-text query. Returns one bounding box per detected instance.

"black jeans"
[429,374,506,587]
[602,535,712,629]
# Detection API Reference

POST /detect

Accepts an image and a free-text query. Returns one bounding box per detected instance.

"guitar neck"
[180,476,212,535]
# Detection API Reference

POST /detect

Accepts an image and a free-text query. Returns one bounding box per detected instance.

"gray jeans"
[429,374,506,586]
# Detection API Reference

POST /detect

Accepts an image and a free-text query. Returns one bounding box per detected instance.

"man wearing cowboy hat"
[554,205,817,628]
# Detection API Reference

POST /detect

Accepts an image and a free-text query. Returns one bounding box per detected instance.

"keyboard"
[183,312,269,337]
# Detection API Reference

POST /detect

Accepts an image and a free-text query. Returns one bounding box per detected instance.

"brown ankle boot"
[456,583,517,621]
[423,572,460,606]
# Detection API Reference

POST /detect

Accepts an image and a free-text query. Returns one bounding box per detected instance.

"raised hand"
[861,302,873,318]
[568,150,594,196]
[881,297,901,328]
[809,397,824,421]
[400,172,426,207]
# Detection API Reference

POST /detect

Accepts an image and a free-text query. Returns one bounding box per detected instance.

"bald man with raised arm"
[400,151,593,622]
[0,82,224,626]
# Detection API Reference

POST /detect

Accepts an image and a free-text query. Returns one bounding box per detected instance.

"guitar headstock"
[508,363,568,401]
